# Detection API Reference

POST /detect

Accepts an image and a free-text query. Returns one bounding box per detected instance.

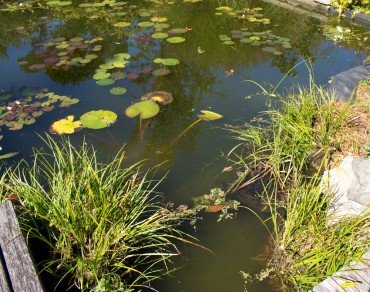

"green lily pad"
[197,110,223,121]
[80,110,117,129]
[138,21,154,28]
[168,28,188,34]
[110,87,127,95]
[223,40,235,45]
[96,78,115,86]
[154,23,170,29]
[152,68,171,76]
[152,32,169,39]
[167,37,185,43]
[154,58,180,66]
[151,16,168,22]
[93,72,110,80]
[125,101,160,120]
[114,21,131,28]
[50,115,83,135]
[56,42,70,49]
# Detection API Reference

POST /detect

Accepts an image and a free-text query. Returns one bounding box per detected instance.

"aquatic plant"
[173,110,223,144]
[5,135,194,291]
[226,77,370,288]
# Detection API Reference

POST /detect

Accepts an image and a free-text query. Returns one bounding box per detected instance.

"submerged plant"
[5,135,194,291]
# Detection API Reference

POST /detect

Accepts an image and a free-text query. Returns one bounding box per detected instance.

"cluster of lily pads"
[219,29,291,54]
[50,110,117,135]
[19,36,103,71]
[215,6,271,24]
[0,87,79,131]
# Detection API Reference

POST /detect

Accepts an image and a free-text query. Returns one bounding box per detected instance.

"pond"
[0,0,369,290]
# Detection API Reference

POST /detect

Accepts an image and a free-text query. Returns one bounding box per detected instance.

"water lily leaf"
[167,37,185,43]
[168,28,188,34]
[93,72,110,80]
[114,53,131,59]
[154,58,180,66]
[59,98,80,107]
[114,21,131,28]
[138,21,154,28]
[50,115,83,135]
[152,68,170,76]
[96,78,115,86]
[110,87,127,95]
[141,91,173,105]
[152,32,169,39]
[240,38,252,43]
[125,101,160,120]
[80,110,117,129]
[151,16,168,22]
[223,40,235,45]
[110,71,127,80]
[154,23,170,29]
[56,42,70,49]
[197,110,223,121]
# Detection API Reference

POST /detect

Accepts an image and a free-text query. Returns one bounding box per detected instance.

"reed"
[5,135,193,291]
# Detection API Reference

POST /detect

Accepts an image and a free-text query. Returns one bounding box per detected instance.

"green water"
[0,0,369,290]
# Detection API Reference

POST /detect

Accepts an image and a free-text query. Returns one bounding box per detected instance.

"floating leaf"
[96,78,115,86]
[197,110,223,121]
[110,87,127,95]
[138,21,154,28]
[154,23,170,29]
[114,21,131,28]
[125,101,160,120]
[93,70,110,80]
[168,28,188,34]
[151,16,168,22]
[152,32,169,39]
[80,110,117,129]
[152,68,170,76]
[110,71,127,80]
[167,37,186,43]
[154,58,180,66]
[50,115,83,135]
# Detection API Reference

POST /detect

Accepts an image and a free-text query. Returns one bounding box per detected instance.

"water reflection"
[0,0,369,290]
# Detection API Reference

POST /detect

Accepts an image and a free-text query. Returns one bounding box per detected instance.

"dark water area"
[0,0,369,290]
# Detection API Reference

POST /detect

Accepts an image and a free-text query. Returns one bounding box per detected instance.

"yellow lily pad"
[50,115,83,135]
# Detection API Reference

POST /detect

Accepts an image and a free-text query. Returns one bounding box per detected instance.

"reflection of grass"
[5,135,193,291]
[228,77,370,288]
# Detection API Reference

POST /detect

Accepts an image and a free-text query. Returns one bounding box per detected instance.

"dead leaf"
[206,205,224,212]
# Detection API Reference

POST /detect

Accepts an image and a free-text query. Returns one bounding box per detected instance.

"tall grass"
[4,135,193,291]
[228,79,370,288]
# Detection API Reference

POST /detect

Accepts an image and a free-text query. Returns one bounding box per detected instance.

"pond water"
[0,0,369,290]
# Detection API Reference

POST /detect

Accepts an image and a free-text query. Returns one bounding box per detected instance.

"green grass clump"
[4,135,192,291]
[228,80,370,288]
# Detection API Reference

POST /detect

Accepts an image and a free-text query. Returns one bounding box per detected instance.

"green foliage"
[5,135,192,291]
[331,0,370,15]
[227,77,369,288]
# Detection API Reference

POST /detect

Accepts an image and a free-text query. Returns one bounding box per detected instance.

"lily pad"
[125,101,160,120]
[96,78,115,86]
[262,47,277,53]
[151,16,168,22]
[167,37,185,43]
[109,87,127,95]
[93,72,110,80]
[50,115,83,135]
[197,110,223,121]
[138,21,154,28]
[152,32,169,39]
[152,68,171,76]
[80,110,117,129]
[114,21,131,28]
[168,28,188,34]
[154,58,180,66]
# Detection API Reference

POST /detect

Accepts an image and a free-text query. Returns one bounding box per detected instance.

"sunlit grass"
[5,135,193,291]
[228,77,370,288]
